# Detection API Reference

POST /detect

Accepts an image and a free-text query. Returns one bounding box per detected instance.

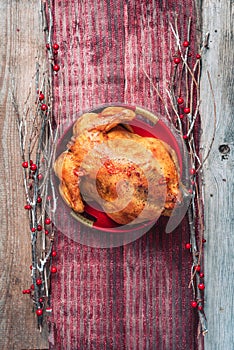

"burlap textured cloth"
[49,1,201,349]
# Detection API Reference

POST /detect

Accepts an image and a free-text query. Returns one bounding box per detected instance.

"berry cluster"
[173,41,201,65]
[46,42,61,73]
[22,155,58,317]
[20,42,61,322]
[22,248,57,317]
[184,238,206,311]
[172,40,202,139]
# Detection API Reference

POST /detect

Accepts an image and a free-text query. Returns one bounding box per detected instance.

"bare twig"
[11,0,58,329]
[142,68,172,122]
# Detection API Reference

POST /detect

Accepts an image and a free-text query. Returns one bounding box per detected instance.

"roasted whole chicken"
[54,106,181,225]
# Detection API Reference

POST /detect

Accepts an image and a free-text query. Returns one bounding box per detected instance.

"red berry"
[30,163,37,171]
[41,104,48,111]
[30,160,33,166]
[31,284,35,290]
[183,135,188,140]
[36,308,43,316]
[37,173,43,180]
[202,239,206,243]
[46,43,50,49]
[51,266,57,273]
[37,196,42,203]
[39,93,44,101]
[195,265,201,272]
[190,168,196,175]
[198,305,203,311]
[31,227,36,232]
[30,265,32,270]
[36,279,42,286]
[191,301,197,308]
[39,298,44,303]
[45,230,49,235]
[25,289,31,294]
[53,64,60,72]
[198,283,205,290]
[179,114,184,119]
[185,243,192,249]
[188,189,193,194]
[177,97,184,104]
[22,289,27,294]
[196,54,201,59]
[37,225,42,231]
[53,43,59,50]
[24,204,32,210]
[174,57,181,64]
[184,107,190,114]
[183,40,190,47]
[199,272,204,278]
[52,251,57,257]
[47,195,52,201]
[22,161,28,168]
[45,218,51,225]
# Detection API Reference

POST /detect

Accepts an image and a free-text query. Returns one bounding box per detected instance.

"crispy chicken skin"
[54,107,181,225]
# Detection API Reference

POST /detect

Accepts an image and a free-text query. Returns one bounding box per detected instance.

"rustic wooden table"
[0,1,233,349]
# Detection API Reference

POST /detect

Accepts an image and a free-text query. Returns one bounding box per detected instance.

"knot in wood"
[218,144,230,155]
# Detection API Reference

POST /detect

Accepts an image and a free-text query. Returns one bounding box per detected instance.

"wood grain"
[200,0,234,349]
[0,0,233,348]
[0,1,48,349]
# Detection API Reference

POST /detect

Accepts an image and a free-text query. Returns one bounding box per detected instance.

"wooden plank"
[3,0,233,348]
[0,1,48,349]
[200,1,234,349]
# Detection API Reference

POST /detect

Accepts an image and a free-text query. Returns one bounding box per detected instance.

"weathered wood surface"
[0,0,233,349]
[0,1,48,349]
[200,1,234,349]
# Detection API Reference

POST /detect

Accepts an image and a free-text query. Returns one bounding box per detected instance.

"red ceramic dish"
[55,104,188,233]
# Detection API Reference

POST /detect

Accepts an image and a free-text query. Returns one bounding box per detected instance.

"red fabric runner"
[49,1,201,349]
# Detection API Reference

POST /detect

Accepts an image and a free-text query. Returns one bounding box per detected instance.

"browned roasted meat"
[54,106,181,225]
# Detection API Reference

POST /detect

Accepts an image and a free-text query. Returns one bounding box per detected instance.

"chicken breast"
[54,106,181,225]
